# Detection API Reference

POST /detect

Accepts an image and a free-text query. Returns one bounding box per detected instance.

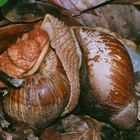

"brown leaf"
[125,121,140,140]
[45,0,112,16]
[0,23,34,41]
[1,0,81,27]
[0,127,13,140]
[40,127,62,140]
[54,115,127,140]
[0,20,10,27]
[134,71,140,121]
[1,0,44,22]
[55,115,103,140]
[112,0,140,5]
[75,5,140,44]
[12,126,39,140]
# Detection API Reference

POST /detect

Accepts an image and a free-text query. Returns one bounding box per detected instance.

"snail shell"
[3,48,70,130]
[2,14,81,130]
[41,14,81,116]
[74,27,138,129]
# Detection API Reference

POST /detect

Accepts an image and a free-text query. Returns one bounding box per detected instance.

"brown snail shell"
[3,48,70,130]
[41,14,81,116]
[2,14,81,130]
[74,27,138,129]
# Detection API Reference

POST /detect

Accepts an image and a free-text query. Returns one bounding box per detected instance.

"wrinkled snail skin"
[3,48,70,130]
[74,28,138,129]
[41,14,81,116]
[0,24,49,88]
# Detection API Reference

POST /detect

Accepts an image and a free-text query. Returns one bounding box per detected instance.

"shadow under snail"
[0,14,138,131]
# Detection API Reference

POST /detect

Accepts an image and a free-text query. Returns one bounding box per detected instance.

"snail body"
[0,23,49,88]
[74,28,138,129]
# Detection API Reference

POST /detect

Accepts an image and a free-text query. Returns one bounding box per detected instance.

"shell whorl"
[3,49,70,130]
[75,28,137,129]
[41,14,81,116]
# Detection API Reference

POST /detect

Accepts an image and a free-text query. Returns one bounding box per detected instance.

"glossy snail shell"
[74,28,138,129]
[3,48,70,130]
[1,14,138,131]
[2,14,81,130]
[41,14,81,116]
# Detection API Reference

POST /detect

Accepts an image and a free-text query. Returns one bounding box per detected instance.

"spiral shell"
[74,28,138,129]
[3,48,70,130]
[41,14,82,116]
[2,15,81,130]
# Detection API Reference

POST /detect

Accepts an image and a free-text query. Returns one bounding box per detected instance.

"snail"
[41,15,138,129]
[0,14,138,131]
[0,22,49,88]
[3,48,70,130]
[73,27,138,130]
[1,15,81,130]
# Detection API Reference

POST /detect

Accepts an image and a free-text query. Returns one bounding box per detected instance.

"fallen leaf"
[44,0,112,16]
[40,127,62,140]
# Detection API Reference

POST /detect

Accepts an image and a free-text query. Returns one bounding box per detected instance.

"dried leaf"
[0,23,34,41]
[55,115,103,140]
[134,71,140,121]
[75,5,140,44]
[0,127,13,140]
[53,115,127,140]
[1,0,47,22]
[0,20,10,27]
[134,1,140,5]
[111,0,140,4]
[11,126,39,140]
[40,127,62,140]
[1,0,112,20]
[1,0,81,27]
[125,121,140,140]
[43,0,112,16]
